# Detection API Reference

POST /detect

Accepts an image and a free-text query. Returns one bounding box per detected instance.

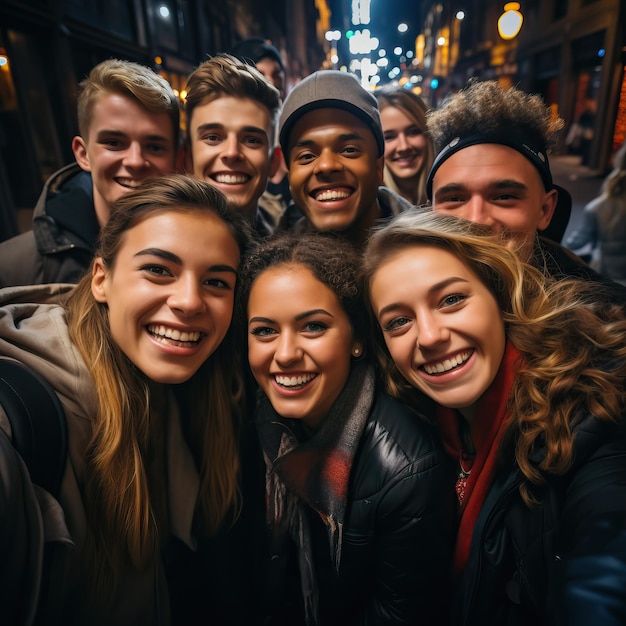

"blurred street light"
[498,2,524,40]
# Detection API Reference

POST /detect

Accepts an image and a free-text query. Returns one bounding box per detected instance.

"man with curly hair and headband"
[425,81,626,294]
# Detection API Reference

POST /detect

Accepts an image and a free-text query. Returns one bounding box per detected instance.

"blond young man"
[0,59,180,286]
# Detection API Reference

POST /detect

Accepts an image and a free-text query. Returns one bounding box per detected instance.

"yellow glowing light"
[498,2,523,40]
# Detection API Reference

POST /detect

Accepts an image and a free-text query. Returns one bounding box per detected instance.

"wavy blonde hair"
[363,211,626,503]
[66,174,251,588]
[374,87,434,206]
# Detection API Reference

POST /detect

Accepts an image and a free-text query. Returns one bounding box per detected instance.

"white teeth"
[116,179,140,188]
[423,351,471,375]
[147,324,201,343]
[214,173,249,184]
[315,189,350,202]
[274,373,316,387]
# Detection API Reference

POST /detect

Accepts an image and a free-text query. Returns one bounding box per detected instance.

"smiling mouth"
[147,324,203,347]
[212,173,250,185]
[313,188,352,202]
[115,177,142,189]
[274,373,317,389]
[422,351,472,375]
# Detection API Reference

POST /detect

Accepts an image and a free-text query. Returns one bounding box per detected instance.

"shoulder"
[0,231,43,287]
[377,186,414,217]
[355,391,444,482]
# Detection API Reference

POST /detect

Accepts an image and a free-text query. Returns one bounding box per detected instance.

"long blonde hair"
[363,211,626,503]
[66,174,251,584]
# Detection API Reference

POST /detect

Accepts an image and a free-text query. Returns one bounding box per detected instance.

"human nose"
[415,309,449,349]
[123,142,147,169]
[274,331,302,365]
[464,196,495,227]
[314,148,341,175]
[396,133,410,151]
[222,134,242,160]
[168,276,206,316]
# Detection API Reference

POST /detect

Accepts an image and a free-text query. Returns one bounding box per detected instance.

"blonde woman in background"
[374,86,434,206]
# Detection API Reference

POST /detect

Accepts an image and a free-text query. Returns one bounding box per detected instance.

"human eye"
[249,325,277,338]
[204,276,233,290]
[293,150,316,164]
[407,126,423,137]
[440,293,467,308]
[140,264,172,278]
[383,132,397,142]
[145,142,168,154]
[302,320,328,334]
[201,132,222,144]
[381,316,411,334]
[243,135,265,147]
[100,138,124,149]
[340,145,361,157]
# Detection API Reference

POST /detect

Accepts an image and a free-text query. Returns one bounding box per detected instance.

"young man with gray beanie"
[276,70,413,247]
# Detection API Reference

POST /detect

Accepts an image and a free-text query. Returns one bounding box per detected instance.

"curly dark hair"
[238,231,368,350]
[427,79,564,154]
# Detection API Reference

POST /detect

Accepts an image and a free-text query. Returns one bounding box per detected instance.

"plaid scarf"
[256,361,375,626]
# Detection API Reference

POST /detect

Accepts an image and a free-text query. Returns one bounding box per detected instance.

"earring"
[352,346,361,357]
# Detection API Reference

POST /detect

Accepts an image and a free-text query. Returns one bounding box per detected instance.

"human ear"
[91,257,109,303]
[72,136,91,172]
[537,188,558,231]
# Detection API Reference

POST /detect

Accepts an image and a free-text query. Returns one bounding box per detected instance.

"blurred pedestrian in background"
[565,141,626,285]
[0,59,180,287]
[374,86,434,206]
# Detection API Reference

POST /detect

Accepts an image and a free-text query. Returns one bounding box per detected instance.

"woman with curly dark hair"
[239,231,453,625]
[364,210,626,626]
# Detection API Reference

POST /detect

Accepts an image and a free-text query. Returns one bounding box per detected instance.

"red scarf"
[436,341,521,575]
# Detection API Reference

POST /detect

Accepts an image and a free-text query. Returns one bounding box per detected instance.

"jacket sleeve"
[563,205,599,251]
[550,436,626,626]
[0,422,45,626]
[365,446,454,625]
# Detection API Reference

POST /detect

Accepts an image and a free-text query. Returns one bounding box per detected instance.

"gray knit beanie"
[279,70,384,158]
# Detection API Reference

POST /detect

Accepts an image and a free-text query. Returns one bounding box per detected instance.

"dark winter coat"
[452,414,626,625]
[0,163,97,287]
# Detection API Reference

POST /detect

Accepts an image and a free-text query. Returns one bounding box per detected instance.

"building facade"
[0,0,325,240]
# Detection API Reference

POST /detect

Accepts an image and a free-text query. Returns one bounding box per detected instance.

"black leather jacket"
[261,390,455,625]
[452,415,626,625]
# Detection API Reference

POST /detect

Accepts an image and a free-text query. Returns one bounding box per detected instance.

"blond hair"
[76,58,180,143]
[363,211,626,504]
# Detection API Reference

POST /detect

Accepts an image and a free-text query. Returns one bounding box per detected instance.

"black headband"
[426,132,553,200]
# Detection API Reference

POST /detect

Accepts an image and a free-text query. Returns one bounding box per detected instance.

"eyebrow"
[134,248,238,273]
[377,276,470,317]
[195,122,268,138]
[248,308,334,326]
[435,179,529,196]
[95,129,170,142]
[293,131,367,149]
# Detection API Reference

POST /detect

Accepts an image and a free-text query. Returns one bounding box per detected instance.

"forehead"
[189,95,273,133]
[433,143,542,189]
[380,105,415,128]
[289,108,377,148]
[87,92,175,137]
